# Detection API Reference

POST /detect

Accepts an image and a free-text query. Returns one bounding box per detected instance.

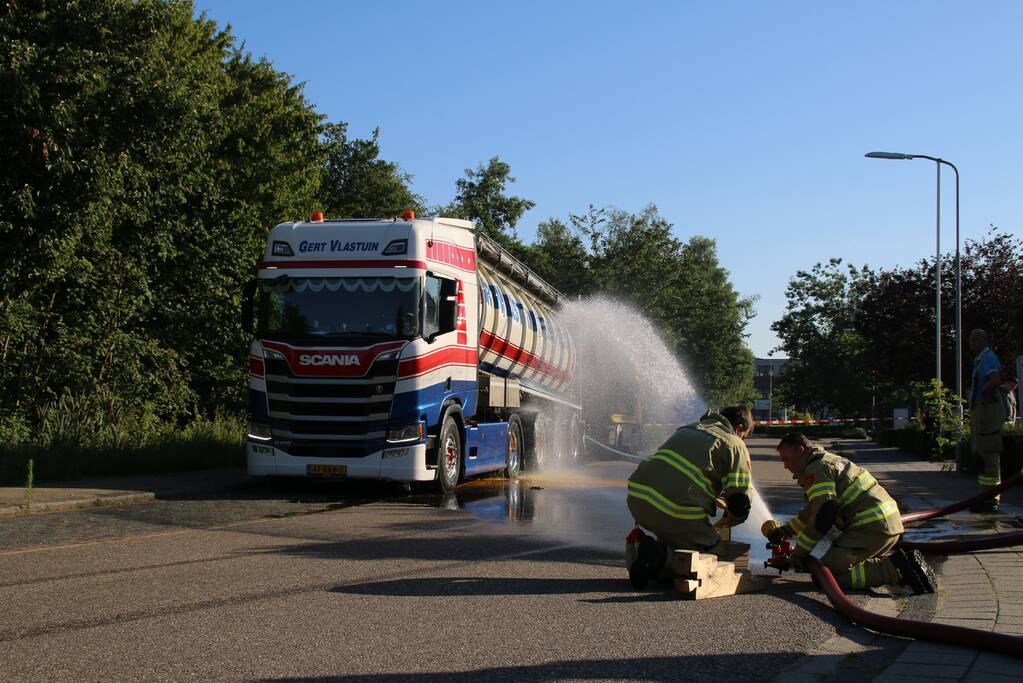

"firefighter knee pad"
[725,492,751,522]
[814,499,839,534]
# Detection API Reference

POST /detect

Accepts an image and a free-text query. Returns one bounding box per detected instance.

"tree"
[673,236,757,405]
[774,229,1021,418]
[0,0,324,432]
[854,263,935,401]
[318,123,425,219]
[510,218,595,297]
[856,229,1022,395]
[439,156,535,246]
[957,229,1021,373]
[1010,274,1023,356]
[576,205,756,405]
[771,259,875,416]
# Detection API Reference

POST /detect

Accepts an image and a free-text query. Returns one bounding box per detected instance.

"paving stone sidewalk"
[832,440,1023,682]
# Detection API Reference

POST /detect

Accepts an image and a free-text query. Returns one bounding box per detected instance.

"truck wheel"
[505,414,523,479]
[553,416,569,465]
[525,415,550,471]
[437,414,462,493]
[567,413,583,464]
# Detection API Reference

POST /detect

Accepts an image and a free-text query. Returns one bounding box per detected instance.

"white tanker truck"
[243,212,581,492]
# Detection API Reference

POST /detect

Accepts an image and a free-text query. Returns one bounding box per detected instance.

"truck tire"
[437,414,462,493]
[505,414,523,479]
[554,416,570,465]
[525,415,550,471]
[566,412,583,464]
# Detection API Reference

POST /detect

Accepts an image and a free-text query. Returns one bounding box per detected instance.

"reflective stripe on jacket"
[628,412,752,520]
[782,447,903,557]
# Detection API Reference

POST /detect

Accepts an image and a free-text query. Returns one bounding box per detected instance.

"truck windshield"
[258,276,420,343]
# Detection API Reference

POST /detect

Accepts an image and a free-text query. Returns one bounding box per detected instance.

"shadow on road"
[260,530,622,568]
[253,652,806,683]
[330,576,629,597]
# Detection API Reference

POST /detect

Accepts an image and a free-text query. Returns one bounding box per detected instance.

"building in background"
[753,358,788,421]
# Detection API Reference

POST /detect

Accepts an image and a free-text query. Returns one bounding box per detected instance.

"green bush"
[0,414,245,485]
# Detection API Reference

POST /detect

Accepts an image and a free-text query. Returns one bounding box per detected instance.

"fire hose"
[596,433,1023,652]
[900,473,1022,524]
[770,474,1023,658]
[805,556,1023,657]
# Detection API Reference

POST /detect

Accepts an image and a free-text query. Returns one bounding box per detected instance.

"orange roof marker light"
[310,211,325,222]
[402,210,415,221]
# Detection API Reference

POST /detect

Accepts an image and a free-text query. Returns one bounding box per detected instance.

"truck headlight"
[387,423,424,443]
[247,422,273,442]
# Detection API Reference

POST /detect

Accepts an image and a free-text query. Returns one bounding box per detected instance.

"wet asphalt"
[0,439,907,681]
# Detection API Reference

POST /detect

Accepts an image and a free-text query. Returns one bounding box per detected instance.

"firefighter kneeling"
[767,432,936,594]
[626,405,754,589]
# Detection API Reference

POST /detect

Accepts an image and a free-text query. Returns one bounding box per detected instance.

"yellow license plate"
[307,464,347,477]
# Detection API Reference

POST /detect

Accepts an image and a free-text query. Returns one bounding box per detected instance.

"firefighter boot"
[629,535,668,590]
[892,548,937,594]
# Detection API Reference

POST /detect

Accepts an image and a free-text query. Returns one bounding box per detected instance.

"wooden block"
[716,541,751,563]
[671,550,714,578]
[671,544,768,600]
[693,570,741,599]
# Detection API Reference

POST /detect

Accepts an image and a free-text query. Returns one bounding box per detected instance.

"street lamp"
[865,151,962,467]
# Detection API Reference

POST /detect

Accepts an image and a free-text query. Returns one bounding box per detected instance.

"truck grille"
[264,356,398,458]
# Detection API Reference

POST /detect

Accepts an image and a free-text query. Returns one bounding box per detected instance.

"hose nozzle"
[761,519,781,540]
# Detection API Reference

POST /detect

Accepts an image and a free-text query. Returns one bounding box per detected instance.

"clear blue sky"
[195,0,1022,357]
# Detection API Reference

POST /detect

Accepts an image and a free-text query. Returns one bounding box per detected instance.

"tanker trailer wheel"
[552,416,569,465]
[437,414,462,494]
[525,415,550,471]
[505,414,523,479]
[566,412,583,464]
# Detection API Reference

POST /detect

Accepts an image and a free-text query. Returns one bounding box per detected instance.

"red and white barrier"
[753,416,897,426]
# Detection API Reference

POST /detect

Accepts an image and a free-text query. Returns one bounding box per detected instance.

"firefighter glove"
[766,525,786,546]
[725,492,751,523]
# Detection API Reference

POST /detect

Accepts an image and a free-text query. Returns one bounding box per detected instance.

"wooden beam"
[671,546,768,600]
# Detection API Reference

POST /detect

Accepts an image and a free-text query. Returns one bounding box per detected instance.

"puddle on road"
[902,513,1023,543]
[421,476,630,554]
[417,472,775,570]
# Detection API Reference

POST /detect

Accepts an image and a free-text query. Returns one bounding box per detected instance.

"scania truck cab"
[245,213,580,491]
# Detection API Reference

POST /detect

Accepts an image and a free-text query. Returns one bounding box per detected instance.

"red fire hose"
[802,473,1023,658]
[900,473,1022,524]
[899,531,1023,554]
[806,556,1023,658]
[897,472,1023,553]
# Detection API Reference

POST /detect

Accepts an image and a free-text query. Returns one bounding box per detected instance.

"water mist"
[559,295,775,569]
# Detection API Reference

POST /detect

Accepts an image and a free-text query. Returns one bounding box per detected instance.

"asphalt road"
[0,438,895,681]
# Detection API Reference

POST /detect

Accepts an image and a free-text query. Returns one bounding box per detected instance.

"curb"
[0,491,156,518]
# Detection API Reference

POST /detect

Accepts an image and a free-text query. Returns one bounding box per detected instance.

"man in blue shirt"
[968,329,1005,513]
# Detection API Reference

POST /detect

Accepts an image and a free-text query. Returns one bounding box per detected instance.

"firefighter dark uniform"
[779,446,906,590]
[970,346,1006,506]
[627,412,752,556]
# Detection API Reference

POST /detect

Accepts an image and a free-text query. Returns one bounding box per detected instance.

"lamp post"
[865,151,962,468]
